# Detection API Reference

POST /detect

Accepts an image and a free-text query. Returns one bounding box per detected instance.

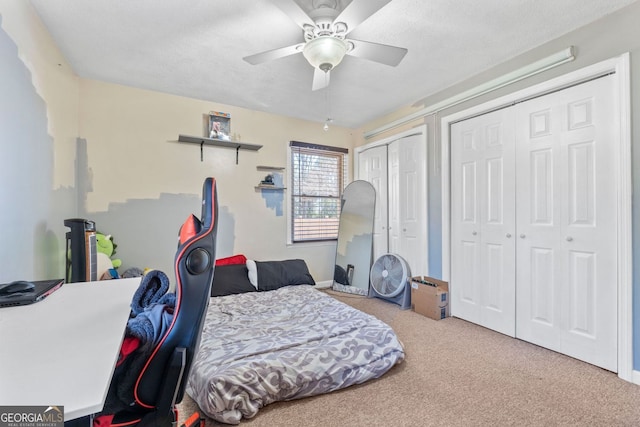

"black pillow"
[211,264,256,297]
[255,259,315,291]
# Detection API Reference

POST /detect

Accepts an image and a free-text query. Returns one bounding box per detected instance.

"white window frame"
[287,141,349,245]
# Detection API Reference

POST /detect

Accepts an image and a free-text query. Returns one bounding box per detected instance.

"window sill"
[286,240,337,248]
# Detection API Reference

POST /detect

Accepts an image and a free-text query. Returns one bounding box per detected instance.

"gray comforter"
[186,285,405,424]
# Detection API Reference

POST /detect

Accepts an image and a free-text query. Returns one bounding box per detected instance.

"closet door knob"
[506,233,512,238]
[520,234,526,239]
[472,231,477,236]
[566,236,574,242]
[403,228,407,232]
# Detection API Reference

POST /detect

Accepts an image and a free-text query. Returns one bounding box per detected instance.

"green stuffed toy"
[96,233,122,271]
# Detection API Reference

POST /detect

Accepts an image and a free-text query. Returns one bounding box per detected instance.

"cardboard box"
[410,276,449,320]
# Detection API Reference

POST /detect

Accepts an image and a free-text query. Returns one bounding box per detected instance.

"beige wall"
[77,80,355,212]
[77,79,356,280]
[0,0,356,282]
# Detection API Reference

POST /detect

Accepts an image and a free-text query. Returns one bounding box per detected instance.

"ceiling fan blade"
[312,68,330,91]
[334,0,391,34]
[270,0,314,29]
[243,43,304,65]
[346,39,407,66]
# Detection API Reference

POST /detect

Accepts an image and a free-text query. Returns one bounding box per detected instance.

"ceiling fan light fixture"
[302,36,347,71]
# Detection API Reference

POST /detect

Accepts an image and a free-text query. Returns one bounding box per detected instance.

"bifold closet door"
[450,108,517,336]
[514,75,618,371]
[357,145,388,262]
[388,135,428,276]
[358,134,428,276]
[451,74,618,371]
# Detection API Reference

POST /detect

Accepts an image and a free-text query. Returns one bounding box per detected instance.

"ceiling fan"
[243,0,408,91]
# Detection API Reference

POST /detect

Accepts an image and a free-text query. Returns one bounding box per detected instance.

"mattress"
[186,285,405,424]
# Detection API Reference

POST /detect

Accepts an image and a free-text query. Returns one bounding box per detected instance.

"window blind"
[290,141,348,243]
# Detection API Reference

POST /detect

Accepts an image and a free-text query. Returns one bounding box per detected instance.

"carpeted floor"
[177,289,640,426]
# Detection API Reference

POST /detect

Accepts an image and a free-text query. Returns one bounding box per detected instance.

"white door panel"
[515,75,617,371]
[357,131,428,277]
[358,145,388,262]
[452,126,482,325]
[387,141,401,257]
[396,135,428,275]
[459,240,480,317]
[451,108,516,336]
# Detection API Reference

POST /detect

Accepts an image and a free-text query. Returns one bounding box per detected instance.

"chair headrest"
[179,214,201,245]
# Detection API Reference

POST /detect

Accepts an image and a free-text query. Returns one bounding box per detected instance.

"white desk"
[0,278,140,421]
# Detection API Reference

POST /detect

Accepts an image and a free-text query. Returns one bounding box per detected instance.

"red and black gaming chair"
[110,177,218,426]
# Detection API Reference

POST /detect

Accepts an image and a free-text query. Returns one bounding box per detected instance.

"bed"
[185,284,405,424]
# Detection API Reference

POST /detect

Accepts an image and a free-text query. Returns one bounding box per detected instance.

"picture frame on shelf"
[203,111,231,141]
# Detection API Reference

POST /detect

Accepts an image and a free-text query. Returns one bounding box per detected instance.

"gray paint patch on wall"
[258,171,284,216]
[73,133,238,279]
[87,193,196,280]
[261,190,284,216]
[75,137,92,212]
[215,205,236,258]
[0,18,62,281]
[85,194,237,281]
[46,185,77,279]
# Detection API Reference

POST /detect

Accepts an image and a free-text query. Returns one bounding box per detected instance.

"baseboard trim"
[315,280,333,289]
[632,370,640,385]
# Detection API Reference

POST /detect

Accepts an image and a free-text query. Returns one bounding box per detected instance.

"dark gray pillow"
[255,259,316,291]
[211,264,256,297]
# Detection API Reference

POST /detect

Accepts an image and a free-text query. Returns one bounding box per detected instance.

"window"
[290,141,348,243]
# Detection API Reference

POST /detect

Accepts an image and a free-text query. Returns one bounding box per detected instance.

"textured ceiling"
[29,0,637,128]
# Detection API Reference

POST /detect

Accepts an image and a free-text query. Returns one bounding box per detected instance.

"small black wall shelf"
[255,184,286,191]
[178,134,262,164]
[255,165,286,191]
[257,165,285,171]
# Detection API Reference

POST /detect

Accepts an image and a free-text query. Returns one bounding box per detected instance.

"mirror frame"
[332,180,376,296]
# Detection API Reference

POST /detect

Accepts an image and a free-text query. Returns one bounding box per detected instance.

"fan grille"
[370,254,409,297]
